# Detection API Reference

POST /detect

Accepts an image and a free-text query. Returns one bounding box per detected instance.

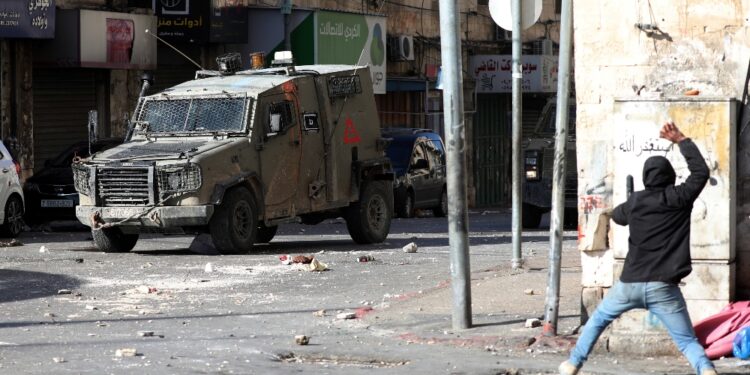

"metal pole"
[543,0,573,337]
[511,0,524,270]
[438,0,472,330]
[284,14,292,51]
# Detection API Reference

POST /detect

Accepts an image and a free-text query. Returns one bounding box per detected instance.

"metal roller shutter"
[33,69,97,171]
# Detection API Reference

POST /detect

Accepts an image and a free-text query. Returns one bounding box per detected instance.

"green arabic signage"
[315,11,386,94]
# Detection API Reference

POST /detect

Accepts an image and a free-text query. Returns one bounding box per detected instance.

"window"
[268,101,296,134]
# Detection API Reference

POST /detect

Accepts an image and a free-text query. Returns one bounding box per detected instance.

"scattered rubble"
[57,289,72,295]
[294,335,310,345]
[136,285,158,294]
[85,305,98,311]
[358,255,374,262]
[115,348,138,357]
[0,239,22,247]
[39,246,48,253]
[52,357,66,363]
[337,312,356,320]
[204,263,214,273]
[137,331,154,337]
[309,259,328,272]
[524,318,542,328]
[280,255,315,265]
[523,289,535,295]
[402,242,418,253]
[313,309,326,317]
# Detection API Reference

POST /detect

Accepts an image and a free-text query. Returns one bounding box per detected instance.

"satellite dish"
[488,0,543,31]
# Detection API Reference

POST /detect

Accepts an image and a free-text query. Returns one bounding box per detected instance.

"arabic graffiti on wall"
[617,134,675,156]
[0,0,55,38]
[469,54,558,93]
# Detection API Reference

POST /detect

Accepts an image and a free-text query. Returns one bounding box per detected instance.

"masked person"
[559,122,716,375]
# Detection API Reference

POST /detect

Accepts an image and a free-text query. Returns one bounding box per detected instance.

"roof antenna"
[144,29,203,70]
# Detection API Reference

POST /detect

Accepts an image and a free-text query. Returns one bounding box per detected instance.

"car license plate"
[41,199,74,208]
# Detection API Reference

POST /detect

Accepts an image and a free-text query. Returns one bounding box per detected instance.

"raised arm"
[661,122,710,206]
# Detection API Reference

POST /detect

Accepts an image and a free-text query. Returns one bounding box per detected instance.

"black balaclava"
[642,155,676,188]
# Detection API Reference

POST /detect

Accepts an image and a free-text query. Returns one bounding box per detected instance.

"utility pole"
[511,0,524,270]
[281,0,293,51]
[543,0,573,337]
[438,0,472,330]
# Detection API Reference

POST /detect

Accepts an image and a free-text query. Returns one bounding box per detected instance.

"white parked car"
[0,142,24,237]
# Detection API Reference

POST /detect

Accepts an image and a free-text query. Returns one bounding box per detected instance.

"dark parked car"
[383,128,447,218]
[24,138,122,223]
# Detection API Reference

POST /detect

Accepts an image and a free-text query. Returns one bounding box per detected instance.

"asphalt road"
[0,211,579,374]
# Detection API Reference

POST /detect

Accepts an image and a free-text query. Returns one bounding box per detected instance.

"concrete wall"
[575,0,750,352]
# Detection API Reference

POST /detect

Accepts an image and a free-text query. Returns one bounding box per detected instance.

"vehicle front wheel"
[256,223,278,244]
[210,187,258,254]
[346,181,392,244]
[522,203,543,229]
[1,195,24,237]
[433,187,448,217]
[92,227,139,253]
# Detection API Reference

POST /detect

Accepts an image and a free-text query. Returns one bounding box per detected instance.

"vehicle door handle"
[1,168,8,173]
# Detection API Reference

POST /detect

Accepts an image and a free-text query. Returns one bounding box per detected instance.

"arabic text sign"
[0,0,55,39]
[469,54,558,93]
[316,11,387,94]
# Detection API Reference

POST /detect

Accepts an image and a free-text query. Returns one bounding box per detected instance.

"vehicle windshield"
[386,139,414,170]
[136,96,250,133]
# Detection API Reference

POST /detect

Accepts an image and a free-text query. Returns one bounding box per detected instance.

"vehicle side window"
[425,139,445,166]
[267,101,296,135]
[411,141,429,169]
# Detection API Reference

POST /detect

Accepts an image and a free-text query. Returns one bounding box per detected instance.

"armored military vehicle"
[73,57,393,254]
[522,98,577,229]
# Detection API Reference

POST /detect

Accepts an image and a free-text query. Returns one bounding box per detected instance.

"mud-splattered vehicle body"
[74,64,393,253]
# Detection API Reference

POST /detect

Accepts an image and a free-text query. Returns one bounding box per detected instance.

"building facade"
[575,0,750,354]
[1,0,564,207]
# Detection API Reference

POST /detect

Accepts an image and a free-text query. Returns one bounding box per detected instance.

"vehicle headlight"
[157,164,202,196]
[72,164,91,195]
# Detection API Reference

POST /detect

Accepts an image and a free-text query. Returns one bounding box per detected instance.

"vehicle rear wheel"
[0,195,24,238]
[210,187,257,254]
[92,227,139,253]
[522,203,543,229]
[256,223,278,244]
[346,181,392,244]
[433,187,448,217]
[396,191,415,218]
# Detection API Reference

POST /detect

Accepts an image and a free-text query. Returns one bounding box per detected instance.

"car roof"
[382,128,443,142]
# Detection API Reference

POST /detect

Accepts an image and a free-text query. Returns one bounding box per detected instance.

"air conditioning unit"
[389,35,415,61]
[495,27,512,42]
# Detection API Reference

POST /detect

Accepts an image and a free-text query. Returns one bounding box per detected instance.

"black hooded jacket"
[612,139,710,284]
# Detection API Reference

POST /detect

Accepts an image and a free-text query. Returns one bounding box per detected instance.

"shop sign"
[0,0,55,39]
[80,10,157,70]
[316,11,387,94]
[469,54,558,93]
[154,0,209,44]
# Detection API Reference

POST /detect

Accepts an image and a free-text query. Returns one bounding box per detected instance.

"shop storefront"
[0,0,55,174]
[33,9,156,171]
[469,54,559,206]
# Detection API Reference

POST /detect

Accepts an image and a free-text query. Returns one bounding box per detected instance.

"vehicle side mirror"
[412,158,429,170]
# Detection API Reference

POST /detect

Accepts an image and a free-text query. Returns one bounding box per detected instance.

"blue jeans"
[569,281,714,375]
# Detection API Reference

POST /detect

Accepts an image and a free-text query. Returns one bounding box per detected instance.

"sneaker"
[701,369,718,375]
[558,360,579,375]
